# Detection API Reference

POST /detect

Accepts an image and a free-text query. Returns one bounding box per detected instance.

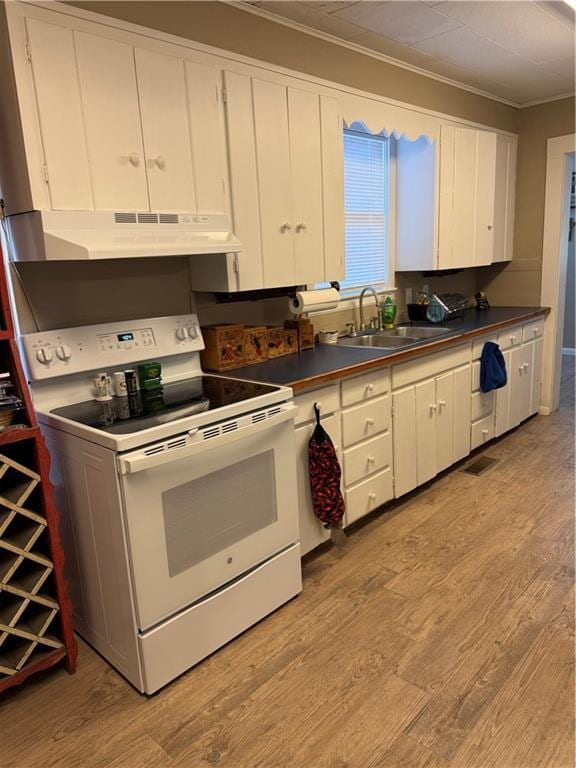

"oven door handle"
[118,402,297,475]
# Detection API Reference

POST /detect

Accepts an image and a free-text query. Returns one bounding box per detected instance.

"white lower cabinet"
[392,363,471,498]
[295,320,545,557]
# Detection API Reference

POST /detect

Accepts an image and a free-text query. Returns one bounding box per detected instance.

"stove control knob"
[175,327,187,341]
[187,325,199,339]
[55,344,72,361]
[36,347,53,365]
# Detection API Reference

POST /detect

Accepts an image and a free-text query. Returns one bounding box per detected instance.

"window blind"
[341,130,389,292]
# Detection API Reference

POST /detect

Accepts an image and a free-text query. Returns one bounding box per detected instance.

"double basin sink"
[337,325,453,351]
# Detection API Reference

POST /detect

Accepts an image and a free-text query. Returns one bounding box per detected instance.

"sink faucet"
[359,286,383,331]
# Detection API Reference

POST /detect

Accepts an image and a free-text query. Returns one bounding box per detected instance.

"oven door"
[118,404,298,630]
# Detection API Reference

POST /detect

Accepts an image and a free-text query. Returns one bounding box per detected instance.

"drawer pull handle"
[430,403,437,411]
[482,429,489,436]
[510,335,516,342]
[128,152,141,167]
[366,383,374,392]
[438,399,446,408]
[367,455,376,463]
[368,492,376,501]
[524,363,529,371]
[518,366,524,373]
[366,418,375,426]
[280,222,292,232]
[533,327,538,335]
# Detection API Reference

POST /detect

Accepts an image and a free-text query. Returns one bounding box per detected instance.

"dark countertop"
[226,307,549,392]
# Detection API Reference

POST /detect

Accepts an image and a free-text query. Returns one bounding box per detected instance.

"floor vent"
[463,456,499,476]
[114,212,137,224]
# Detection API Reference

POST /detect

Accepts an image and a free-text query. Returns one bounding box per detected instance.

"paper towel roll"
[289,288,340,315]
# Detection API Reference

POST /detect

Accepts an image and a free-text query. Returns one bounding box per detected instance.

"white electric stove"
[20,315,302,694]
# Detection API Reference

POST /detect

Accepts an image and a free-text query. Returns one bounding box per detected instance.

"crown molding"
[227,1,521,108]
[519,92,576,108]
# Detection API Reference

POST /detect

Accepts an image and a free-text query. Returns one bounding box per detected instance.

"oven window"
[162,450,278,577]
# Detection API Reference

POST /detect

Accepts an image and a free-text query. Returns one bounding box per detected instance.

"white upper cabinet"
[13,9,230,218]
[397,125,516,271]
[438,125,498,269]
[24,18,93,211]
[223,71,344,290]
[492,133,517,263]
[252,78,295,287]
[320,95,345,283]
[288,88,324,285]
[134,48,195,213]
[74,31,149,212]
[185,62,229,216]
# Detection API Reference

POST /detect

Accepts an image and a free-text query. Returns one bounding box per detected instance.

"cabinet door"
[438,126,497,269]
[135,48,195,213]
[320,95,345,282]
[495,348,512,437]
[448,126,477,269]
[288,88,324,284]
[453,365,472,462]
[252,78,294,287]
[295,413,341,556]
[416,379,437,485]
[492,134,517,263]
[25,18,92,211]
[223,71,263,290]
[530,338,543,416]
[392,386,417,498]
[509,344,533,428]
[435,372,454,473]
[74,31,149,211]
[474,131,497,266]
[185,62,229,215]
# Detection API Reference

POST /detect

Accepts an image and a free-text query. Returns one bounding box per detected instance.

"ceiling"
[237,0,576,106]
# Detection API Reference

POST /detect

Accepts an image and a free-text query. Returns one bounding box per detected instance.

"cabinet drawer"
[341,368,390,408]
[343,431,392,487]
[522,318,544,343]
[345,468,393,525]
[471,414,495,450]
[294,384,339,426]
[471,390,495,421]
[392,344,469,389]
[497,325,522,351]
[341,396,390,448]
[472,336,497,360]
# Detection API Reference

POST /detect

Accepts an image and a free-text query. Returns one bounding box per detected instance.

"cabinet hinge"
[41,164,49,183]
[25,42,32,63]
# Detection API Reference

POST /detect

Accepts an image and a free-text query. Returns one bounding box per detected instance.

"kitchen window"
[340,128,391,295]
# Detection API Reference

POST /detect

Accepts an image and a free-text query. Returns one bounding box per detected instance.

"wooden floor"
[1,358,574,768]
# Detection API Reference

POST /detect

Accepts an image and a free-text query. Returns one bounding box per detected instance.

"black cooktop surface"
[51,375,280,434]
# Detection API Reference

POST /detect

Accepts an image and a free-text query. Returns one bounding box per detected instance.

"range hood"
[4,210,242,261]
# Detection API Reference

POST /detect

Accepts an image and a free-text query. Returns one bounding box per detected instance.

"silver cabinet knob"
[280,222,292,232]
[295,222,307,232]
[128,152,140,167]
[155,155,166,170]
[368,492,376,501]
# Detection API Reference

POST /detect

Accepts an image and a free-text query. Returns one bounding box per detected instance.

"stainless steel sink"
[394,325,453,338]
[337,334,420,349]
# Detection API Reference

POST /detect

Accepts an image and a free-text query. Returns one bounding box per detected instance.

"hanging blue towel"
[480,341,507,393]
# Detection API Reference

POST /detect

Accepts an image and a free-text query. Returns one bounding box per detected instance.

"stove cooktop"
[50,375,282,435]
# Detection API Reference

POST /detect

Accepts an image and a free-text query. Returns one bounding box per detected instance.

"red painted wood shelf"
[0,242,77,696]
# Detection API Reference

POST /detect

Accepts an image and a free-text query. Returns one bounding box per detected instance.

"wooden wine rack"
[0,241,76,694]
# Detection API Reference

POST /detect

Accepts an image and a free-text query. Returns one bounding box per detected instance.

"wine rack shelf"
[0,241,76,695]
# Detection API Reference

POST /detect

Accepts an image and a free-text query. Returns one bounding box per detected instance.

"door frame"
[540,134,575,414]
